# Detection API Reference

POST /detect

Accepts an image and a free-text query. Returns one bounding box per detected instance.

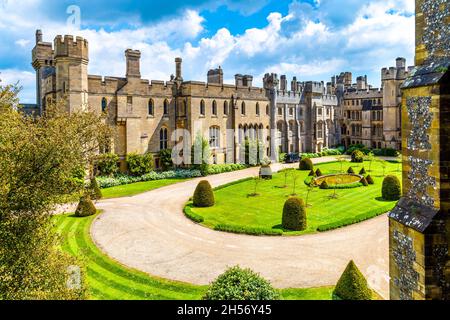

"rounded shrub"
[347,167,355,174]
[315,168,323,177]
[333,261,372,300]
[193,180,215,207]
[95,153,119,176]
[320,180,329,190]
[360,177,368,187]
[75,195,97,217]
[359,167,366,175]
[308,169,316,177]
[382,175,401,201]
[89,178,102,200]
[351,150,364,163]
[126,152,155,176]
[366,175,374,185]
[203,266,279,300]
[282,197,307,231]
[299,158,314,171]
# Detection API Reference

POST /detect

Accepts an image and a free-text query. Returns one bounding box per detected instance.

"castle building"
[330,58,414,150]
[31,31,340,167]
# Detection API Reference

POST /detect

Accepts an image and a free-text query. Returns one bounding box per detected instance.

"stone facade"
[330,59,414,151]
[389,0,450,300]
[31,31,340,166]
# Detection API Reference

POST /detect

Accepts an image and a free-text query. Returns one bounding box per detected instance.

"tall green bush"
[382,175,401,201]
[126,153,154,176]
[333,261,372,300]
[89,178,102,200]
[95,153,119,176]
[282,197,307,231]
[158,149,173,171]
[203,266,279,300]
[193,180,215,207]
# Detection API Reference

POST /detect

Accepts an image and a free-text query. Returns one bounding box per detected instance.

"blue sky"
[0,0,415,103]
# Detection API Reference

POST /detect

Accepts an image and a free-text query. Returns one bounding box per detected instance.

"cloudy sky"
[0,0,415,103]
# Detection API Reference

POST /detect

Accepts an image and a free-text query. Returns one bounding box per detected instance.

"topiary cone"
[359,167,366,175]
[320,180,329,189]
[90,178,103,200]
[193,180,215,207]
[360,177,368,186]
[75,195,97,217]
[333,260,372,300]
[366,175,374,185]
[347,167,355,174]
[282,197,307,231]
[308,169,316,177]
[315,168,323,177]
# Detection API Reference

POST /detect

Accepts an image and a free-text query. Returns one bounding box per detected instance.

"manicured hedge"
[382,175,401,201]
[317,205,393,232]
[89,178,102,200]
[193,180,215,207]
[333,261,372,300]
[214,224,283,236]
[184,205,204,223]
[300,158,314,171]
[97,170,202,189]
[282,197,307,231]
[207,164,248,175]
[75,195,97,217]
[203,266,280,300]
[213,178,254,191]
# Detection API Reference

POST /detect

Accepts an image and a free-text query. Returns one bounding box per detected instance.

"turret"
[280,75,287,91]
[54,34,89,112]
[175,57,183,81]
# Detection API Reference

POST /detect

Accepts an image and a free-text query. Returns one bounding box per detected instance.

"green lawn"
[190,160,401,236]
[53,213,335,300]
[101,178,188,199]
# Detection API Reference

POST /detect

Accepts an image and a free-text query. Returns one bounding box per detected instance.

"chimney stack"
[175,57,183,81]
[125,49,141,78]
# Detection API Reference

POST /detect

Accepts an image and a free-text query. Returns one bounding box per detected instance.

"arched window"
[148,99,154,116]
[209,126,220,148]
[212,100,217,116]
[256,103,260,116]
[160,128,168,150]
[241,102,246,115]
[101,98,107,113]
[163,99,169,116]
[200,100,205,116]
[224,101,229,116]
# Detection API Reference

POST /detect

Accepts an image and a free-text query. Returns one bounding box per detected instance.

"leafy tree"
[192,133,210,176]
[378,159,388,176]
[0,82,111,300]
[249,175,261,197]
[365,152,375,172]
[290,170,301,196]
[337,155,346,173]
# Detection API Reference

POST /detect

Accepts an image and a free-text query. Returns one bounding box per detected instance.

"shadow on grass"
[375,197,395,202]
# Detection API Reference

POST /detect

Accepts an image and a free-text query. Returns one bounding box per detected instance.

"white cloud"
[0,0,415,103]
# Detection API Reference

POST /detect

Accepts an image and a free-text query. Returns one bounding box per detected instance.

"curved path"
[91,157,390,299]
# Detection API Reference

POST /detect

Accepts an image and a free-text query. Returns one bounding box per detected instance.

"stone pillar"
[389,0,450,300]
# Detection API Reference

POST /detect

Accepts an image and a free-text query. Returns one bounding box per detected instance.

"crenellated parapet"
[54,35,89,61]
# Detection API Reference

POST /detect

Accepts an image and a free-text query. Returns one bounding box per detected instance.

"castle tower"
[31,30,54,114]
[389,0,450,300]
[54,35,89,113]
